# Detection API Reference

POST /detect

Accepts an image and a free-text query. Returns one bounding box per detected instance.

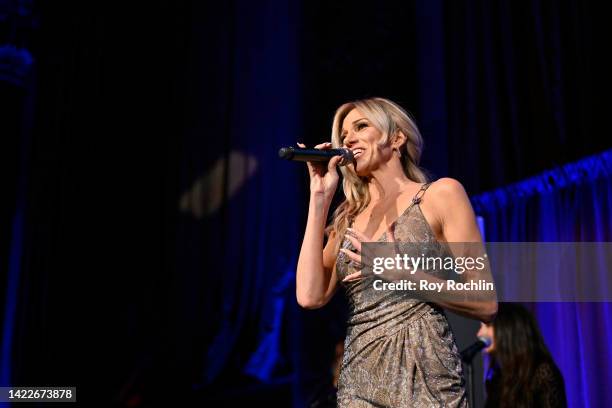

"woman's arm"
[295,142,342,309]
[296,197,339,309]
[427,177,498,322]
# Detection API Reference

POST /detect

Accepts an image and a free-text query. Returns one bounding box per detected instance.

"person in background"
[477,303,567,408]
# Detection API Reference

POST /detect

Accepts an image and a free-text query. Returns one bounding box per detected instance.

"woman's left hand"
[340,225,396,282]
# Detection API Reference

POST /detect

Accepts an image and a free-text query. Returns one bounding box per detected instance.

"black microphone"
[278,146,354,166]
[460,336,492,363]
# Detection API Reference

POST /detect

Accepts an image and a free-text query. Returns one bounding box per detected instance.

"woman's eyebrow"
[341,118,368,135]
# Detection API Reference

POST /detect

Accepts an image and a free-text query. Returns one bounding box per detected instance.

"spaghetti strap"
[411,181,433,205]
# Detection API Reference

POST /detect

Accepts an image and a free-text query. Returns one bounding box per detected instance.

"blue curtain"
[186,0,303,388]
[3,0,610,405]
[471,149,612,408]
[0,1,304,404]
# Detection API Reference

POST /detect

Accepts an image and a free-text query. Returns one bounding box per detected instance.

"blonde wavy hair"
[326,97,428,252]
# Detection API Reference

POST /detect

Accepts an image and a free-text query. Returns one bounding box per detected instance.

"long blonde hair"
[327,97,428,252]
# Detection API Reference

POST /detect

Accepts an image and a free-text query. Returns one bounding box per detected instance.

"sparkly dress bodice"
[335,182,467,407]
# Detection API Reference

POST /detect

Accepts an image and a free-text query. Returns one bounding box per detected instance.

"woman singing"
[296,97,497,407]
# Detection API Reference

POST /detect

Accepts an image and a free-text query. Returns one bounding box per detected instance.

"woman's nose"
[344,132,357,147]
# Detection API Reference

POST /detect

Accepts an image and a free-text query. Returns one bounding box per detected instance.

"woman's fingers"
[328,155,342,171]
[340,228,379,282]
[339,247,360,264]
[342,271,362,282]
[298,142,332,149]
[345,233,362,253]
[345,228,373,267]
[314,142,332,149]
[297,143,314,174]
[298,142,335,176]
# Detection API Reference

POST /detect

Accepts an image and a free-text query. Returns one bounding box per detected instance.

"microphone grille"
[338,148,354,166]
[278,147,294,160]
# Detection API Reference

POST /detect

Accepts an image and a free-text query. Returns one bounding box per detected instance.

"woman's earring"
[394,147,402,158]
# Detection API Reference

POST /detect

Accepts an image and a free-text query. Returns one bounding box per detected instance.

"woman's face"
[340,108,391,176]
[477,322,495,353]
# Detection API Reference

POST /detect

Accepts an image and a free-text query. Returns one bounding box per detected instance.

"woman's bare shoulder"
[427,177,468,199]
[423,177,472,221]
[426,177,470,204]
[425,177,481,242]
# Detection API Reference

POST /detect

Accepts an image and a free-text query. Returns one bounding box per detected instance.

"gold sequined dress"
[335,182,467,407]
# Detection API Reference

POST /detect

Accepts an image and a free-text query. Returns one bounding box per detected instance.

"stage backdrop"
[471,149,612,408]
[1,0,611,406]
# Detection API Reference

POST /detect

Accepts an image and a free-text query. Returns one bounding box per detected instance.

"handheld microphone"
[278,146,354,166]
[460,336,492,363]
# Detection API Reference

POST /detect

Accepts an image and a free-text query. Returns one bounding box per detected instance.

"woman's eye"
[356,123,368,131]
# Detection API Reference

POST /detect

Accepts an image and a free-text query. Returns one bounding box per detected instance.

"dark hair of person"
[487,303,558,407]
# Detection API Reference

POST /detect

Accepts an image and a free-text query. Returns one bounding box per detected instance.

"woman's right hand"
[298,142,342,202]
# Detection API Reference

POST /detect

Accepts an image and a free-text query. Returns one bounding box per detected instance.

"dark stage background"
[1,0,611,407]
